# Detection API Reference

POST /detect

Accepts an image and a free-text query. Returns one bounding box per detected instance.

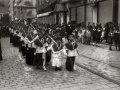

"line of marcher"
[9,20,79,72]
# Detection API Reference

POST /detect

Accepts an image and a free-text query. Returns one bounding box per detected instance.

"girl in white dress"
[47,36,64,71]
[33,33,47,71]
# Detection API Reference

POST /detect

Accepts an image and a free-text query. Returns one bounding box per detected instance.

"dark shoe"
[67,69,74,71]
[57,68,62,71]
[43,66,47,71]
[109,48,112,51]
[55,67,58,71]
[35,67,40,69]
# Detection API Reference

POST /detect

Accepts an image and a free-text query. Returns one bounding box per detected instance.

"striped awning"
[37,11,53,18]
[54,4,68,12]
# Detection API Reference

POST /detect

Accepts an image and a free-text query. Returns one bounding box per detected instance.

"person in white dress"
[33,33,47,71]
[47,36,64,71]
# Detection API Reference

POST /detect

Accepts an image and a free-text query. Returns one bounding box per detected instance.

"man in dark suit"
[114,28,119,50]
[108,28,114,50]
[87,22,92,31]
[66,22,74,40]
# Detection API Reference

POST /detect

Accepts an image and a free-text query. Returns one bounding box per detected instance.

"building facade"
[9,0,37,22]
[36,0,120,26]
[36,0,70,25]
[69,0,119,26]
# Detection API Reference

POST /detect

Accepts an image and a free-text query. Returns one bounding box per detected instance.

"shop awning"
[37,11,53,18]
[54,4,68,12]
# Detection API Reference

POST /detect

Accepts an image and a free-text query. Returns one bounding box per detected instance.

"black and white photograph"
[0,0,120,90]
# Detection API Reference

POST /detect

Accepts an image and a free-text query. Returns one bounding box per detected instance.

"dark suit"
[114,31,119,50]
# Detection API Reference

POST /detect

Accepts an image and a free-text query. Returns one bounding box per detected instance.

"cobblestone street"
[76,43,120,85]
[0,37,120,90]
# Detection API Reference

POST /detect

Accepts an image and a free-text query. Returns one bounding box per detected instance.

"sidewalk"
[76,43,120,85]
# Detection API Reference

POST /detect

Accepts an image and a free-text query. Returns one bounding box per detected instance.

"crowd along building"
[37,0,120,27]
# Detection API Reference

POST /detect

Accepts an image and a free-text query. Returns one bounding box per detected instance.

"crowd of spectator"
[71,22,120,51]
[31,21,120,51]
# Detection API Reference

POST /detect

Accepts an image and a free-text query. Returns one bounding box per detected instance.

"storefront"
[98,0,113,26]
[92,6,97,24]
[86,5,93,25]
[37,11,53,24]
[37,0,119,26]
[54,4,68,24]
[68,0,115,26]
[70,7,76,23]
[77,6,84,24]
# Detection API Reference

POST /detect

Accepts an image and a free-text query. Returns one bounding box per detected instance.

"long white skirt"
[51,52,62,67]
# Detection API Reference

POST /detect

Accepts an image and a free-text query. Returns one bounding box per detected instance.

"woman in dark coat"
[91,26,97,46]
[113,27,119,50]
[108,29,114,50]
[96,27,102,44]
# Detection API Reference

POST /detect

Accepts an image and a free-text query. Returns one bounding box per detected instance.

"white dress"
[47,43,64,67]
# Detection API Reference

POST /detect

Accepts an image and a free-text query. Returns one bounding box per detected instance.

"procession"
[9,20,78,72]
[0,0,120,90]
[8,18,120,73]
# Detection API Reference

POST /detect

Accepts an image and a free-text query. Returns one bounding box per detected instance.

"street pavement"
[76,43,120,85]
[0,37,120,90]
